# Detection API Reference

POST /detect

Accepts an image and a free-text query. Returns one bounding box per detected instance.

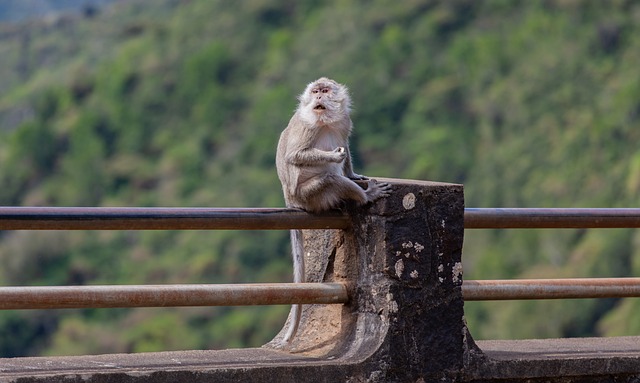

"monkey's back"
[275,113,302,206]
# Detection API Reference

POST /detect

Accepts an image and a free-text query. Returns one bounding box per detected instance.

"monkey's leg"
[297,174,370,213]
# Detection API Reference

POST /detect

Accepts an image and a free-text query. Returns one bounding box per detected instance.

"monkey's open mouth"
[314,104,326,110]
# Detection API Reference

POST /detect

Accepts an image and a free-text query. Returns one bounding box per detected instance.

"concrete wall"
[2,179,639,383]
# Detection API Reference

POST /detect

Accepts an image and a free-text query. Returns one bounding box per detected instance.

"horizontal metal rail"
[464,208,640,229]
[463,278,640,301]
[0,283,348,310]
[4,278,638,309]
[0,207,350,230]
[2,207,640,231]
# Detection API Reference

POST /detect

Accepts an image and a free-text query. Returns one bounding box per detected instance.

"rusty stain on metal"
[463,278,640,301]
[464,208,640,229]
[0,283,349,310]
[0,207,350,231]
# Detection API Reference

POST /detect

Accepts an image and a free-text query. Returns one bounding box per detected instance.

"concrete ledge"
[5,337,640,383]
[467,336,640,382]
[0,348,335,382]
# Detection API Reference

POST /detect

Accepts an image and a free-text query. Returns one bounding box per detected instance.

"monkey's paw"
[366,179,392,201]
[331,147,347,162]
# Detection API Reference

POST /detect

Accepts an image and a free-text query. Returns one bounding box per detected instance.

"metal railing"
[462,278,640,301]
[1,207,640,309]
[0,283,348,310]
[463,208,640,301]
[0,207,350,310]
[464,208,640,229]
[0,207,349,230]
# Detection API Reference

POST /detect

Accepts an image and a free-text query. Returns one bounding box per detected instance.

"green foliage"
[1,0,640,356]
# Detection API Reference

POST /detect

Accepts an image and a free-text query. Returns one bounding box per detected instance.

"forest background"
[0,0,639,357]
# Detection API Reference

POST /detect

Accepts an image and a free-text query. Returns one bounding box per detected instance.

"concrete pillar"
[268,178,468,381]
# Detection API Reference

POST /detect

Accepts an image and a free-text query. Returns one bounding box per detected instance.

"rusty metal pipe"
[4,207,640,230]
[464,208,640,229]
[0,283,348,310]
[463,278,640,301]
[0,207,350,231]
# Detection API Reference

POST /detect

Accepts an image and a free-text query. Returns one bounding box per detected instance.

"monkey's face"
[299,77,351,125]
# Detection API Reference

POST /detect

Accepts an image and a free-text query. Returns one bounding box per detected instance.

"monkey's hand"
[331,147,347,163]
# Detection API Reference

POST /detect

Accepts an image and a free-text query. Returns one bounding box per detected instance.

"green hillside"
[0,0,639,357]
[0,0,116,22]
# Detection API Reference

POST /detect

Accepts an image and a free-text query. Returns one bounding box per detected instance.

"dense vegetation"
[1,0,639,357]
[0,0,116,22]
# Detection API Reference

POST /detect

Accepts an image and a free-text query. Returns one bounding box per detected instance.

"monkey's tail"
[283,229,304,343]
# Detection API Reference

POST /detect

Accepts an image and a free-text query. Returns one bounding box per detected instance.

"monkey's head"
[298,77,351,125]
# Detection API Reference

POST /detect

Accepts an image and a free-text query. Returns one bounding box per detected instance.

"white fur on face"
[298,77,351,125]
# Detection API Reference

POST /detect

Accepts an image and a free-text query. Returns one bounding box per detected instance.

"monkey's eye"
[312,89,319,94]
[321,88,329,93]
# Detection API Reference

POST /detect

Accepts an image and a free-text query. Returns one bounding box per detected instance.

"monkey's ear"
[336,84,352,111]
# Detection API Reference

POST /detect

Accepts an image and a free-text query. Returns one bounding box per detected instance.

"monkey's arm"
[342,146,368,180]
[286,147,345,166]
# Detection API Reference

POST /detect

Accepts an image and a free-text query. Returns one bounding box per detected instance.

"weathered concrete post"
[268,178,468,381]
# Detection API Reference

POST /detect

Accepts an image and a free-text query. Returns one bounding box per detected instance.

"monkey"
[275,77,392,343]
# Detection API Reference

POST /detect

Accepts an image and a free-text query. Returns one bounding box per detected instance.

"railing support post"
[267,178,468,381]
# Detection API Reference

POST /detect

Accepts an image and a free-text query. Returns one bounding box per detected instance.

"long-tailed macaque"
[275,77,392,342]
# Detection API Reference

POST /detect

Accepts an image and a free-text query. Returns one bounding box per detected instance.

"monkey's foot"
[366,179,392,201]
[348,173,368,181]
